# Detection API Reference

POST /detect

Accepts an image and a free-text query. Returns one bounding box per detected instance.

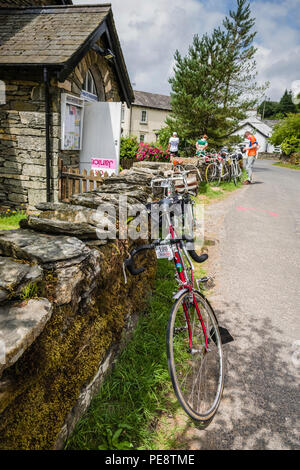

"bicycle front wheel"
[167,290,224,422]
[205,163,220,185]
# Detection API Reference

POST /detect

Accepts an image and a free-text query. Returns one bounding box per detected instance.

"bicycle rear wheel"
[167,290,224,422]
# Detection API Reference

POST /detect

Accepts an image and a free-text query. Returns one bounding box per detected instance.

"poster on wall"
[91,158,117,177]
[61,94,84,150]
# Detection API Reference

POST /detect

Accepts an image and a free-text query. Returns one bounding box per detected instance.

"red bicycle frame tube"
[169,225,209,350]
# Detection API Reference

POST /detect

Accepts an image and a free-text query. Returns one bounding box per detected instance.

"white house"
[231,110,280,153]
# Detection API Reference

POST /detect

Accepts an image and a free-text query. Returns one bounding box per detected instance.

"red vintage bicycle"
[124,178,232,423]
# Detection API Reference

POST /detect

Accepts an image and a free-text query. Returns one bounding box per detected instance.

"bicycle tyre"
[222,162,231,183]
[236,163,243,183]
[205,163,220,185]
[231,162,237,186]
[167,290,224,422]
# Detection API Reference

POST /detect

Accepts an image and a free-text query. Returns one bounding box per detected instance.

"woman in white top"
[168,132,180,156]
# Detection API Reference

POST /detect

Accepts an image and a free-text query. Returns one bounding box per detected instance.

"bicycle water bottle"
[176,262,183,273]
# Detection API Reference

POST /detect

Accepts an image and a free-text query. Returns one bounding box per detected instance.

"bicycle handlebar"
[124,239,208,276]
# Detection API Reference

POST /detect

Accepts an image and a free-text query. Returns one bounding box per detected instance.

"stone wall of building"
[0,79,52,208]
[0,43,122,209]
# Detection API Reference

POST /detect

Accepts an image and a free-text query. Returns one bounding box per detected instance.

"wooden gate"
[58,159,108,201]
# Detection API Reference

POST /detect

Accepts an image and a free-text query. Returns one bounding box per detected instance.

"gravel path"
[182,159,300,450]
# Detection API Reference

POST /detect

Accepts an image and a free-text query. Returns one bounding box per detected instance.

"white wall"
[121,104,170,143]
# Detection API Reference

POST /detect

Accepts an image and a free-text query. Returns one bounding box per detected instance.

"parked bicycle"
[205,152,231,185]
[167,163,201,196]
[227,152,243,185]
[123,177,233,423]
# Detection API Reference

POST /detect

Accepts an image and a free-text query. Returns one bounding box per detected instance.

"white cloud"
[73,0,222,95]
[73,0,300,101]
[252,0,300,99]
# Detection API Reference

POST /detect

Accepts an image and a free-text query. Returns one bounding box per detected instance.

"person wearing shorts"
[196,134,208,157]
[168,132,180,157]
[243,131,258,184]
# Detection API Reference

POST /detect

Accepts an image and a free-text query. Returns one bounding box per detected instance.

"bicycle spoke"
[167,292,224,420]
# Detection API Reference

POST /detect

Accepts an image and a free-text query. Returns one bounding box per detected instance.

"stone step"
[0,298,52,376]
[0,229,90,266]
[133,161,173,170]
[0,257,43,302]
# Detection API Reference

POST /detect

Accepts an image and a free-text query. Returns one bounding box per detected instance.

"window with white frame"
[81,70,98,101]
[121,105,125,122]
[139,134,145,143]
[0,81,5,105]
[140,109,147,123]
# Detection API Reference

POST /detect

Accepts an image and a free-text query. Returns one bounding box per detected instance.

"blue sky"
[73,0,300,101]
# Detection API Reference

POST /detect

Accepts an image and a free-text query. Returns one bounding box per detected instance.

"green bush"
[269,113,300,155]
[280,136,300,156]
[120,136,139,160]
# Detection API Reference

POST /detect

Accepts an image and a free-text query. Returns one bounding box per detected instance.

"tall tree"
[168,0,267,148]
[277,89,297,115]
[257,100,279,119]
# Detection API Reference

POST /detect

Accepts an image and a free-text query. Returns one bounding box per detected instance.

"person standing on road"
[196,134,208,156]
[168,132,180,157]
[243,131,259,184]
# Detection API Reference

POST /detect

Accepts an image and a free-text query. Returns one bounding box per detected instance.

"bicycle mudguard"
[210,326,234,345]
[172,288,189,300]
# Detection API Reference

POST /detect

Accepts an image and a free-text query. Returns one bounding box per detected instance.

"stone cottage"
[0,1,134,208]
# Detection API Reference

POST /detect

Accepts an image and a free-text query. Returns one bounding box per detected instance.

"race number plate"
[155,245,173,260]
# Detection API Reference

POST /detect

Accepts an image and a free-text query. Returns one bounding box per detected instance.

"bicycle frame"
[168,223,209,351]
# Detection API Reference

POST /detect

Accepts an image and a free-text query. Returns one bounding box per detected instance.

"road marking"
[236,206,279,217]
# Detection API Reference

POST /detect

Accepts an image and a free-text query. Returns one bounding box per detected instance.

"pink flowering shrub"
[136,142,170,162]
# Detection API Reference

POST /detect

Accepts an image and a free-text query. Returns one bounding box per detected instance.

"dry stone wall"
[0,168,161,449]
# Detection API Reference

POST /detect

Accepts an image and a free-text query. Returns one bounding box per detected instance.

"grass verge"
[273,162,300,170]
[197,170,246,204]
[65,260,184,450]
[0,210,27,230]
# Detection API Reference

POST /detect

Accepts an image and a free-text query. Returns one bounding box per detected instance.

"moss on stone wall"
[0,240,157,450]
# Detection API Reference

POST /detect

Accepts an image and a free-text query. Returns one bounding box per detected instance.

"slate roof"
[0,1,72,7]
[133,90,172,111]
[0,4,111,65]
[261,119,281,128]
[234,115,275,138]
[0,3,134,105]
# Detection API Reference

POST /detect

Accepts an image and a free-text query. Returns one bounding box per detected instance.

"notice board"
[61,94,84,150]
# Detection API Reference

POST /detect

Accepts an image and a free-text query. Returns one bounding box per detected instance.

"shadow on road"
[174,300,300,450]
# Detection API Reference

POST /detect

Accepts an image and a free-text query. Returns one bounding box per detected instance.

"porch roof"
[0,5,111,65]
[0,4,134,105]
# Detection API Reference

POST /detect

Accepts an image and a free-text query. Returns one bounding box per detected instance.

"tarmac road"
[186,159,300,450]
